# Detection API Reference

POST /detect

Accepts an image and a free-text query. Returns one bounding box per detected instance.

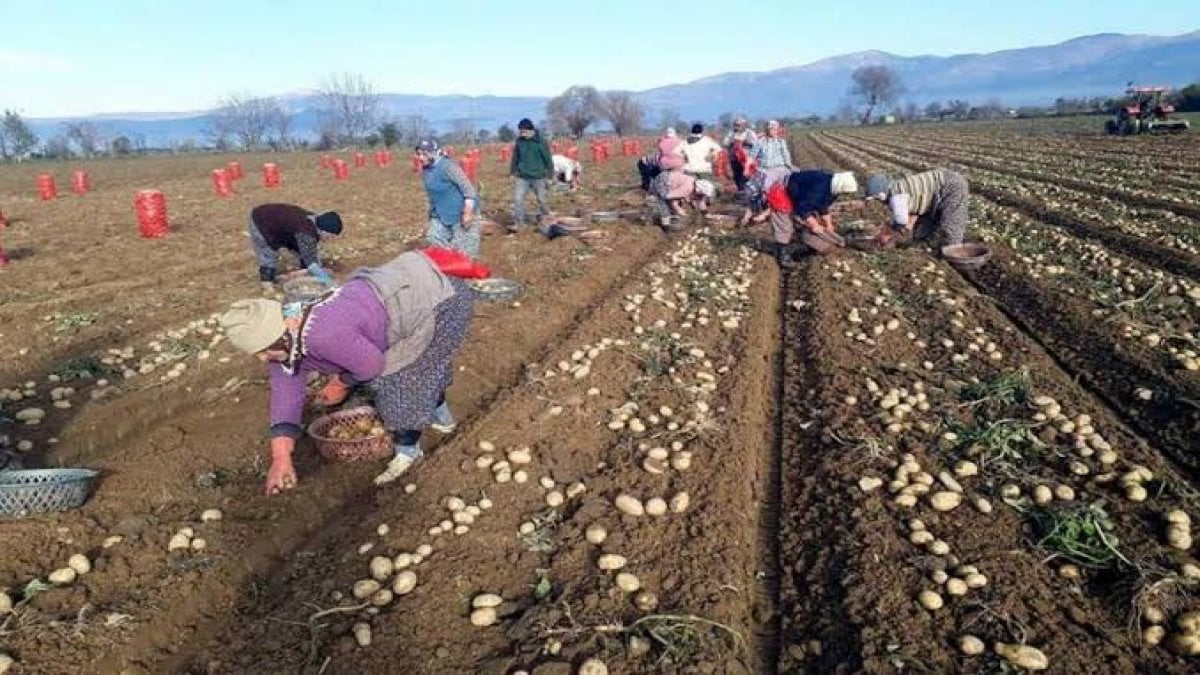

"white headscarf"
[664,127,678,138]
[830,172,858,195]
[694,179,716,199]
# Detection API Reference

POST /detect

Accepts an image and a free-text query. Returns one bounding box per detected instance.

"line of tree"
[543,85,646,138]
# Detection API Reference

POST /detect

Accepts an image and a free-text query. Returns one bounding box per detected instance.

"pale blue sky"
[2,0,1197,117]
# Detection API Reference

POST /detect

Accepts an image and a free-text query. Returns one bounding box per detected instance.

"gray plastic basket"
[468,278,524,302]
[0,469,99,518]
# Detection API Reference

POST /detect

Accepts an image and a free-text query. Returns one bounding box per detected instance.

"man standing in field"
[416,139,482,258]
[509,118,553,232]
[248,203,341,285]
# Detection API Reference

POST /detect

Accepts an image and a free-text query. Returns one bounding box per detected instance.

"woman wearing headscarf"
[679,123,723,180]
[722,117,758,192]
[750,120,793,171]
[739,166,792,226]
[656,127,685,171]
[415,139,482,257]
[220,250,475,494]
[765,171,859,266]
[864,169,970,247]
[650,171,716,230]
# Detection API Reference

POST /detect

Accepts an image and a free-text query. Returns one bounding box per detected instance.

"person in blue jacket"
[415,139,481,259]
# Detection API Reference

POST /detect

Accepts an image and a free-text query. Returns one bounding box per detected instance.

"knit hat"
[220,298,286,354]
[690,123,703,134]
[694,179,716,199]
[830,172,859,195]
[517,118,534,131]
[314,211,343,235]
[415,138,440,153]
[865,174,891,199]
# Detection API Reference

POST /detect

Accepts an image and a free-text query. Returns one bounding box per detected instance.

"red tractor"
[1105,86,1190,135]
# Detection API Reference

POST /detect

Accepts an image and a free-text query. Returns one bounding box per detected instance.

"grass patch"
[955,419,1048,475]
[52,311,99,334]
[959,369,1032,415]
[53,355,120,381]
[1027,503,1129,570]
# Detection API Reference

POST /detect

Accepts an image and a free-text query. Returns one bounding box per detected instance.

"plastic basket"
[307,406,394,463]
[0,469,99,518]
[468,278,524,302]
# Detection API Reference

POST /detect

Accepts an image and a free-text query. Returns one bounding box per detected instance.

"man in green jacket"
[509,118,553,232]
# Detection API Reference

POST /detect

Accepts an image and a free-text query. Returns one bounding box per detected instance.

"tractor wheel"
[1104,120,1118,135]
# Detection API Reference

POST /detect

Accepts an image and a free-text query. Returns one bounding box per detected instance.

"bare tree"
[397,114,431,146]
[209,93,285,150]
[64,121,104,157]
[42,134,74,159]
[599,91,643,136]
[449,118,476,144]
[849,65,904,125]
[316,73,381,143]
[657,107,686,133]
[924,101,944,120]
[546,85,600,138]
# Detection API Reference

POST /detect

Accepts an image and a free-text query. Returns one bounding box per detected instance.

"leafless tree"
[599,91,643,136]
[64,121,105,157]
[924,101,944,120]
[0,109,39,160]
[657,107,686,133]
[398,114,431,146]
[449,118,476,144]
[316,72,381,143]
[209,92,285,150]
[546,85,600,138]
[849,65,904,125]
[42,134,74,159]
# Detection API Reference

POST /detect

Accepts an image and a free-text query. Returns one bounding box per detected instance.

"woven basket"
[281,278,333,306]
[307,407,394,463]
[0,468,99,518]
[469,278,524,302]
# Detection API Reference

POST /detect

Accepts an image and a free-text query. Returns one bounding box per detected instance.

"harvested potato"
[578,658,609,675]
[0,653,11,674]
[635,591,659,612]
[353,579,382,600]
[645,498,668,516]
[168,533,191,551]
[369,556,394,581]
[929,492,961,512]
[470,607,498,627]
[67,554,91,575]
[917,590,943,610]
[994,643,1048,670]
[200,508,223,522]
[585,524,608,545]
[615,495,645,516]
[191,538,207,551]
[393,571,418,596]
[616,573,641,593]
[597,554,627,571]
[1178,610,1200,634]
[959,635,985,656]
[48,568,77,586]
[670,492,691,513]
[370,589,394,607]
[472,593,503,609]
[1142,625,1166,647]
[0,592,12,614]
[352,622,372,647]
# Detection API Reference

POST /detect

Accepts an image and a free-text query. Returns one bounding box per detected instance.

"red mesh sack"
[421,246,491,279]
[134,190,170,238]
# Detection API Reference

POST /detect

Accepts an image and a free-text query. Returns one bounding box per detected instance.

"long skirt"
[373,279,474,431]
[915,171,968,245]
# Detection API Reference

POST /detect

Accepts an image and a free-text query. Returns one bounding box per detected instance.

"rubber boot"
[430,402,457,434]
[775,242,796,269]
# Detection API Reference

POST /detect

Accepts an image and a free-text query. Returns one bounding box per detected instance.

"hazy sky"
[2,0,1197,117]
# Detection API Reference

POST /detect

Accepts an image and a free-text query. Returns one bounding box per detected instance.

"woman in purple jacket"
[220,251,474,494]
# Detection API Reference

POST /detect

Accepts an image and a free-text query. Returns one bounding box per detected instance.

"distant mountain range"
[26,30,1200,147]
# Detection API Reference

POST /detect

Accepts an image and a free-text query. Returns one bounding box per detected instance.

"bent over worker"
[865,169,970,247]
[220,250,475,494]
[249,203,341,284]
[766,171,858,266]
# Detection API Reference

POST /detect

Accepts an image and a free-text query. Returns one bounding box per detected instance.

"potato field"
[1,120,1199,674]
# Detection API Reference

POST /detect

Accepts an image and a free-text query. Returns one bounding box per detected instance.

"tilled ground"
[4,124,1200,675]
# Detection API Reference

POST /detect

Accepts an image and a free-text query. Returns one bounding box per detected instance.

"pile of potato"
[328,417,386,441]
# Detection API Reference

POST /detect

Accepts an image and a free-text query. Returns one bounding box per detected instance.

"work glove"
[265,436,297,495]
[318,374,351,406]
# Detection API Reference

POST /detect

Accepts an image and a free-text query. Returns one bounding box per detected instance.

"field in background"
[1,120,1199,674]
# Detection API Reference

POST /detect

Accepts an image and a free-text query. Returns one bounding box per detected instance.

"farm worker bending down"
[750,120,792,171]
[723,117,758,192]
[637,153,661,192]
[656,127,685,171]
[220,250,475,494]
[679,123,723,181]
[509,118,553,232]
[552,154,583,191]
[248,203,341,285]
[766,171,859,266]
[650,171,716,229]
[864,169,969,247]
[740,166,792,226]
[416,139,482,259]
